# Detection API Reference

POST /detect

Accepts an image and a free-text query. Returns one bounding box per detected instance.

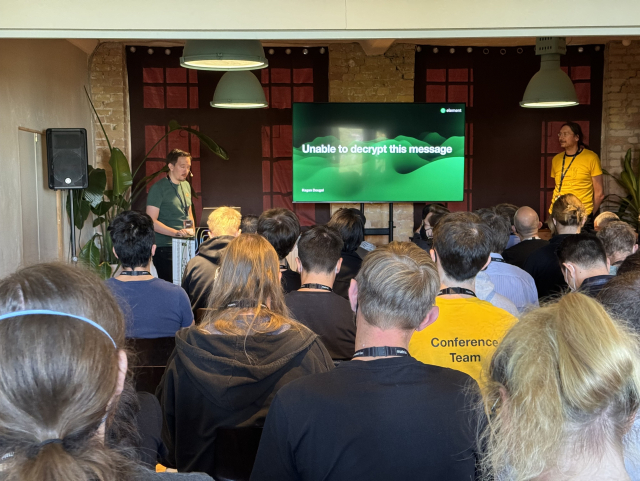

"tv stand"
[360,203,395,243]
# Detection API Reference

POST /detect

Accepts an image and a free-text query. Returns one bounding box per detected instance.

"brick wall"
[329,42,416,244]
[88,42,131,180]
[601,40,640,202]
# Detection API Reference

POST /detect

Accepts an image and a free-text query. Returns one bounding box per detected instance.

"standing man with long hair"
[549,122,604,229]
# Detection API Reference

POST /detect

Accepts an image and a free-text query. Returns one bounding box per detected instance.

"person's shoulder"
[582,148,600,160]
[148,178,167,193]
[469,297,517,320]
[149,277,187,295]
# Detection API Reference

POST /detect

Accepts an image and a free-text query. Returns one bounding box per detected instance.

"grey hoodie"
[156,323,333,476]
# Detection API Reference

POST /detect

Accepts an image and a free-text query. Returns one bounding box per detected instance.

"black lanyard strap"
[167,177,189,217]
[558,148,582,193]
[353,346,410,358]
[491,257,506,263]
[120,270,152,276]
[300,283,333,292]
[438,287,476,297]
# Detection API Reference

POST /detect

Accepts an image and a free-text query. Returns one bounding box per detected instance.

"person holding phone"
[146,149,195,282]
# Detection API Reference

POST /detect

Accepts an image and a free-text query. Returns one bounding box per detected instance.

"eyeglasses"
[558,132,576,138]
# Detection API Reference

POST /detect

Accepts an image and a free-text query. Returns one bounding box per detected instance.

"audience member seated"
[0,263,211,480]
[502,206,549,268]
[557,233,613,297]
[479,292,640,481]
[409,212,517,382]
[285,225,356,361]
[477,208,538,312]
[182,207,241,317]
[251,242,480,481]
[240,214,259,234]
[257,208,301,293]
[597,220,638,275]
[106,211,193,338]
[524,194,585,300]
[618,250,640,275]
[495,202,520,249]
[328,208,366,299]
[475,271,519,317]
[410,203,449,251]
[157,234,333,476]
[594,210,620,231]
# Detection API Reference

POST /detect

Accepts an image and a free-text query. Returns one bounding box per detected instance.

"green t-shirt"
[147,177,192,247]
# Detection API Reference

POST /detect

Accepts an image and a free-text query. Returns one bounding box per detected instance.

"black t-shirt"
[285,291,356,360]
[333,251,363,299]
[251,357,480,481]
[502,238,549,269]
[523,234,571,300]
[281,268,301,294]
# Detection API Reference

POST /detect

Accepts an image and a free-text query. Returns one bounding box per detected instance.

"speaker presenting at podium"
[146,149,195,282]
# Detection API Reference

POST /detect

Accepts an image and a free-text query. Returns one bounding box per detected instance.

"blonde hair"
[549,194,585,234]
[479,292,640,480]
[207,207,241,237]
[201,234,294,338]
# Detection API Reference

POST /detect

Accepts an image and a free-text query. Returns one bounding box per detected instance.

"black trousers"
[154,246,173,283]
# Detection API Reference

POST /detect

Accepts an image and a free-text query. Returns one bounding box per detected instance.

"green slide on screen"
[292,103,466,203]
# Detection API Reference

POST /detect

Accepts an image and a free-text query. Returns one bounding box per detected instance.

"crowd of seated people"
[1,194,640,480]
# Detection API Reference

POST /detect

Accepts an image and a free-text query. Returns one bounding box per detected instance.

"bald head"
[514,206,541,239]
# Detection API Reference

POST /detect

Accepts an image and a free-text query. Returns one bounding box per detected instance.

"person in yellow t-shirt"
[409,212,517,383]
[549,122,604,222]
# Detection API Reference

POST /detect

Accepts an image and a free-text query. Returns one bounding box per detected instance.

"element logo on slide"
[440,108,446,113]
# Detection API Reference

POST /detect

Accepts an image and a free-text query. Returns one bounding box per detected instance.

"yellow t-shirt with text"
[409,297,517,383]
[549,148,602,215]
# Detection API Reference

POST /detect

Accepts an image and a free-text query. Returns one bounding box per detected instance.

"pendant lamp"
[181,40,268,71]
[520,37,578,108]
[211,71,268,109]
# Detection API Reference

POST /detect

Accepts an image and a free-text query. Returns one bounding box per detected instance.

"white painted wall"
[0,39,94,278]
[1,0,640,38]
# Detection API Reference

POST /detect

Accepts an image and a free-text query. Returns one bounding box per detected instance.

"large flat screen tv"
[293,103,465,203]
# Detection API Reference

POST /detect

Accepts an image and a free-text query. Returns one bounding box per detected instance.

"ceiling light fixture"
[520,37,578,108]
[181,40,268,71]
[211,71,267,109]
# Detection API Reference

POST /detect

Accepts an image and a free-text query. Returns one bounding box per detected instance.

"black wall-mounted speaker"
[46,128,89,190]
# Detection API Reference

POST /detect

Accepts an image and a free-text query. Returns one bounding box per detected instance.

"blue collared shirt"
[485,253,539,313]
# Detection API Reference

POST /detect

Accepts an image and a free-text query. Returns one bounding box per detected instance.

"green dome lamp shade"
[211,71,268,109]
[520,37,579,108]
[180,40,268,71]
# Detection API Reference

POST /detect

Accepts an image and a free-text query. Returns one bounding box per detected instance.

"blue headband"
[0,309,117,348]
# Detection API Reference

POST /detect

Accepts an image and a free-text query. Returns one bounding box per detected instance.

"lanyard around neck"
[438,287,476,297]
[167,177,189,217]
[558,148,582,193]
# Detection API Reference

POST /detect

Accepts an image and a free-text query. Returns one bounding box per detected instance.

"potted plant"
[68,89,228,278]
[603,148,640,231]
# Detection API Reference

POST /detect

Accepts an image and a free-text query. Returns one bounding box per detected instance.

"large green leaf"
[110,147,133,198]
[66,192,91,230]
[79,234,101,271]
[96,262,113,280]
[91,200,114,216]
[93,217,106,228]
[83,167,107,208]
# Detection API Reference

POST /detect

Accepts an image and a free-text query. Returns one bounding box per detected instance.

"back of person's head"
[203,234,292,336]
[618,251,640,276]
[240,214,259,234]
[257,208,300,260]
[550,194,585,230]
[513,206,540,238]
[355,242,439,330]
[557,233,608,270]
[108,210,155,269]
[597,221,637,258]
[207,206,241,237]
[594,211,620,231]
[297,225,343,274]
[327,208,365,253]
[433,212,492,282]
[477,208,511,254]
[480,292,640,480]
[598,271,640,334]
[495,203,519,227]
[0,263,132,481]
[421,203,449,221]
